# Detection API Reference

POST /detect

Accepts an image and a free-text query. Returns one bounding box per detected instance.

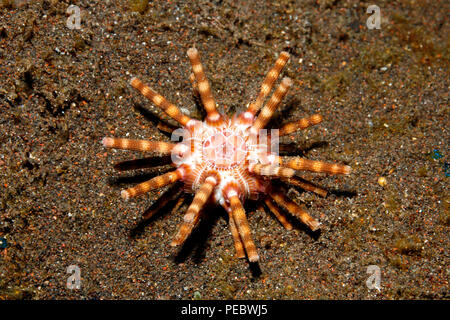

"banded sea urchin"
[102,48,351,262]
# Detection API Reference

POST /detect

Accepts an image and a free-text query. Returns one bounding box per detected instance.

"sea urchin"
[102,48,351,262]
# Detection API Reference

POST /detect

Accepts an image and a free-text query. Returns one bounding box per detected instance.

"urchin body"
[103,48,351,262]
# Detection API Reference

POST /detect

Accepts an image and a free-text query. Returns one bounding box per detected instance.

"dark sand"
[0,0,448,299]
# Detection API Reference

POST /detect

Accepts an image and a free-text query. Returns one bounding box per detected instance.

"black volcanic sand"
[0,0,448,299]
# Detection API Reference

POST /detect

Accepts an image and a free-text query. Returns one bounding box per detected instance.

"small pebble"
[0,237,7,249]
[378,177,387,187]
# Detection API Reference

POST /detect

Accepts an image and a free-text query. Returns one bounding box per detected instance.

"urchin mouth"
[201,128,248,170]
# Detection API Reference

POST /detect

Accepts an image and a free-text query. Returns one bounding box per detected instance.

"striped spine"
[250,77,293,134]
[228,209,246,258]
[130,77,191,127]
[102,137,176,153]
[189,73,199,96]
[269,190,320,231]
[263,197,293,230]
[282,157,352,175]
[226,190,259,262]
[250,163,295,178]
[282,176,328,197]
[279,114,323,136]
[171,176,218,246]
[121,168,185,199]
[142,183,182,220]
[187,48,223,126]
[246,51,290,115]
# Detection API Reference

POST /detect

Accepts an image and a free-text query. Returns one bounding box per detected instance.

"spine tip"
[102,137,112,147]
[121,190,130,200]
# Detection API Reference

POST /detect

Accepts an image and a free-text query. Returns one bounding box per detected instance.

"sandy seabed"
[0,0,448,299]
